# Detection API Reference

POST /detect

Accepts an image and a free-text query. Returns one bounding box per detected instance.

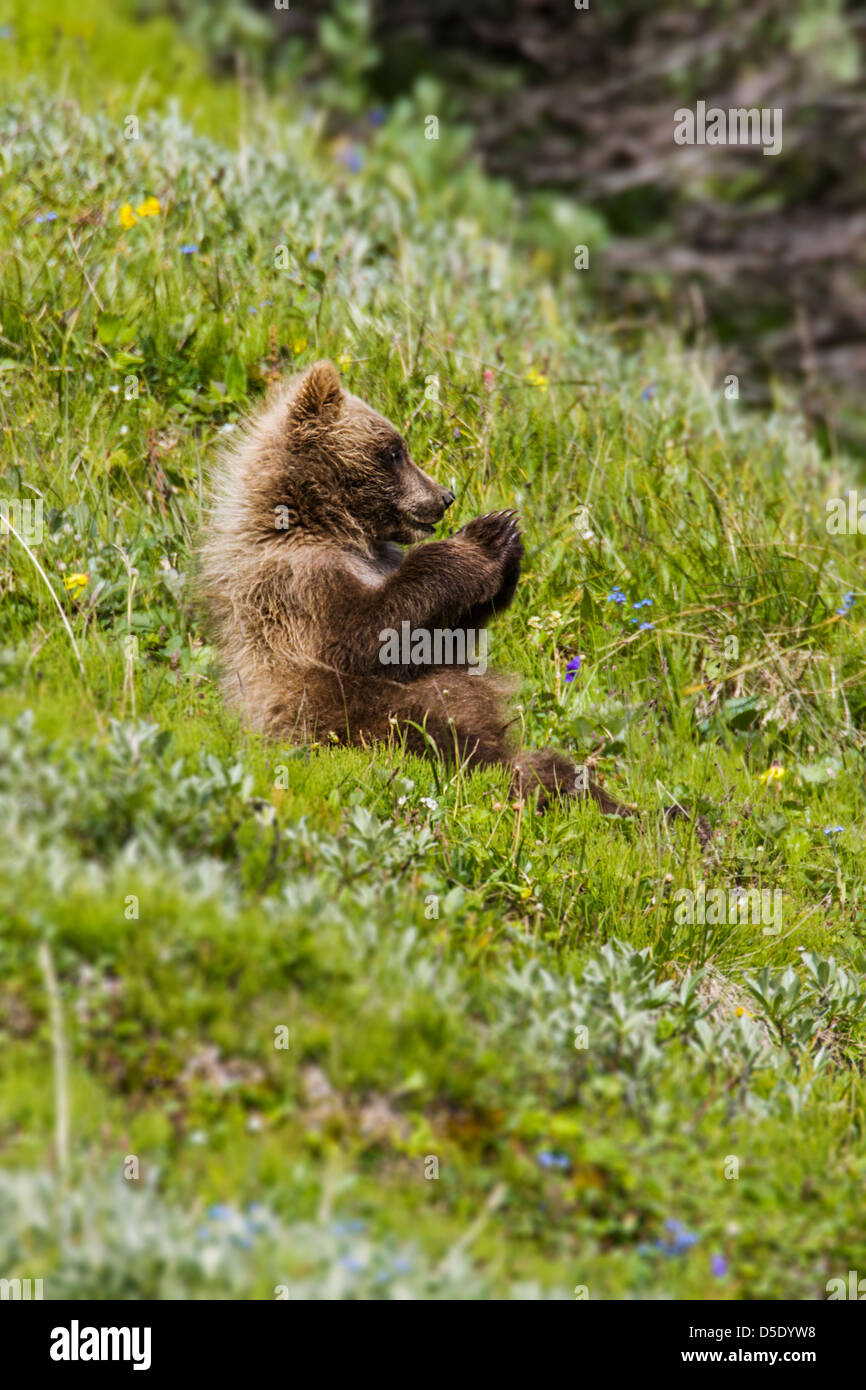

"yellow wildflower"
[758,764,785,784]
[136,196,161,218]
[530,248,554,275]
[293,337,308,354]
[525,366,548,389]
[63,573,89,600]
[119,203,137,229]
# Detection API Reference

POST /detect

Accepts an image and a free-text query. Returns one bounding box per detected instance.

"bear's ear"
[289,360,342,425]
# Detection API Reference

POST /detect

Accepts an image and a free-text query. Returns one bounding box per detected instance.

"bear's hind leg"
[511,748,635,816]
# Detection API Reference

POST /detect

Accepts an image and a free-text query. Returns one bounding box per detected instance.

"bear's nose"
[441,489,456,508]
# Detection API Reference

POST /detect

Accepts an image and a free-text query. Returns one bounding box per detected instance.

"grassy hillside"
[1,1,865,1299]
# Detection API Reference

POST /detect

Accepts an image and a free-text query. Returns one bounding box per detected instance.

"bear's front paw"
[498,519,524,591]
[457,509,523,563]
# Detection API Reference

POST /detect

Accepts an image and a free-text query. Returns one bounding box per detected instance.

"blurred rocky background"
[157,0,866,449]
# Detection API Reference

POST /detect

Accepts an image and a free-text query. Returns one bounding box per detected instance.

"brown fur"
[199,361,632,814]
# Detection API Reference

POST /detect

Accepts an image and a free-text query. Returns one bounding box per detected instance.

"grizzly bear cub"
[200,360,629,814]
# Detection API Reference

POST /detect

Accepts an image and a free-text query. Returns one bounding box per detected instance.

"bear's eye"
[384,442,404,470]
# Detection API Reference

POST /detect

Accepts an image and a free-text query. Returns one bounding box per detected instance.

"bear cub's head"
[284,360,455,546]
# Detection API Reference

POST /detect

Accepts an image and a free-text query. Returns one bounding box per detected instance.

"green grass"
[1,0,866,1299]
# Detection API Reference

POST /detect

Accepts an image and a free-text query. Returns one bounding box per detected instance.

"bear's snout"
[399,462,456,527]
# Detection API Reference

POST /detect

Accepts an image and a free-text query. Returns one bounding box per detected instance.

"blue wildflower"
[606,587,627,605]
[308,250,319,263]
[657,1219,699,1255]
[34,212,58,224]
[565,656,581,683]
[369,106,387,127]
[641,385,656,400]
[711,1254,728,1277]
[823,825,844,836]
[340,1253,365,1273]
[179,243,199,255]
[336,146,364,173]
[537,1150,571,1171]
[836,592,855,616]
[332,1219,366,1236]
[243,1203,268,1232]
[638,622,654,631]
[208,1204,235,1221]
[633,598,653,608]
